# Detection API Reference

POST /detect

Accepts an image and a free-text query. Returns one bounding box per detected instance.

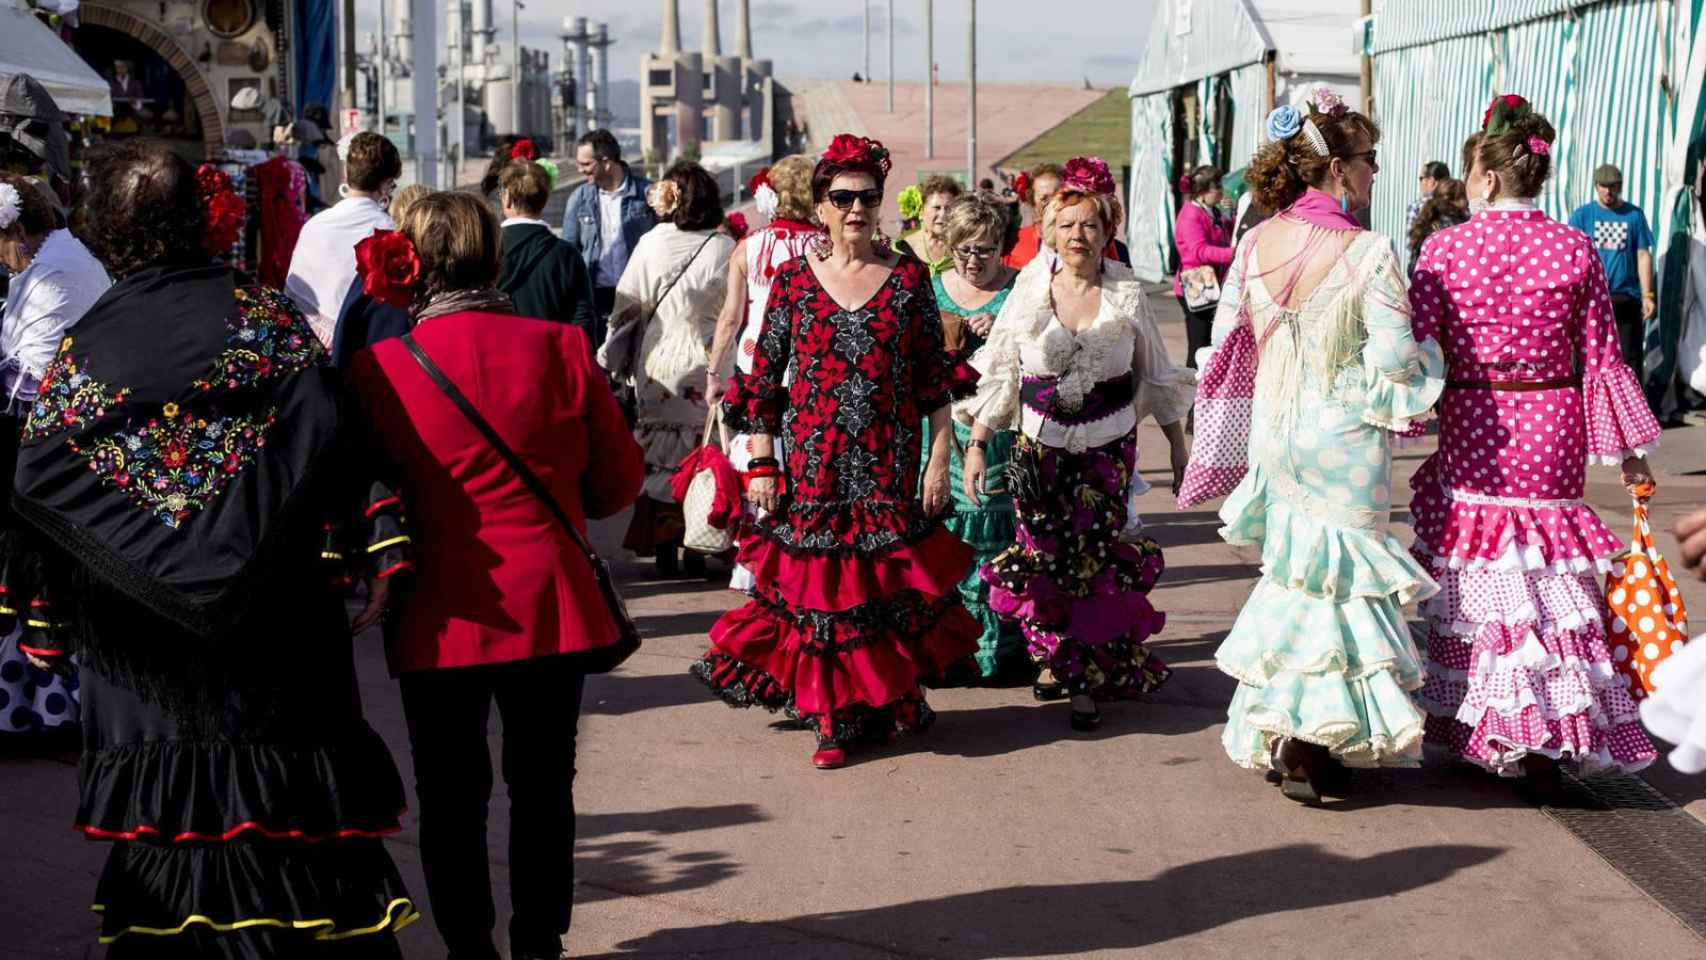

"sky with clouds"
[362,0,1159,90]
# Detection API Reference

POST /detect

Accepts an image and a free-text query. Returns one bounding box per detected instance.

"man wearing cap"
[1569,164,1656,377]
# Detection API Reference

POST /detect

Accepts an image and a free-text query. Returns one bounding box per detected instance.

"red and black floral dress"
[691,255,980,746]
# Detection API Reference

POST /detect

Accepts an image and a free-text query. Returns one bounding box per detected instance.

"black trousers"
[1177,295,1217,370]
[590,285,617,350]
[399,657,588,960]
[1611,295,1645,381]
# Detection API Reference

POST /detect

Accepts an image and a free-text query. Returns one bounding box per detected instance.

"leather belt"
[1445,377,1579,392]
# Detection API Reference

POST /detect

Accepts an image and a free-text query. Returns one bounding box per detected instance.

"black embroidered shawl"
[12,264,350,639]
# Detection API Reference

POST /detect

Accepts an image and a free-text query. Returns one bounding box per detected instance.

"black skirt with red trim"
[74,582,415,957]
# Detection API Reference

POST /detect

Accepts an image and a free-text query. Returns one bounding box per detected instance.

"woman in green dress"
[926,191,1026,680]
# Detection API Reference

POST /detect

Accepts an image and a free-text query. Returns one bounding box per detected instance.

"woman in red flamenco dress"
[690,134,980,769]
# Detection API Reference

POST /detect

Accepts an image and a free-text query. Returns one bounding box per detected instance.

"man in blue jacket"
[562,129,655,348]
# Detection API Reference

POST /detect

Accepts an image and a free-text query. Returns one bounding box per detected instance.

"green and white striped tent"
[1369,0,1706,405]
[1126,0,1364,282]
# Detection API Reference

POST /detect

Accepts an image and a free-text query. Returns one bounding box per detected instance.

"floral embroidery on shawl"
[29,287,323,529]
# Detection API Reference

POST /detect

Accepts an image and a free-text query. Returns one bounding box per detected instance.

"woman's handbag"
[1605,484,1690,701]
[402,333,640,671]
[679,408,735,554]
[1181,264,1222,310]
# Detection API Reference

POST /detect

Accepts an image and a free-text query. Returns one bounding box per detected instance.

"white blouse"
[960,258,1195,452]
[0,229,111,408]
[284,197,396,348]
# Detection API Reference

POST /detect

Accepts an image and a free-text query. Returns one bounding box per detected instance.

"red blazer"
[351,311,643,673]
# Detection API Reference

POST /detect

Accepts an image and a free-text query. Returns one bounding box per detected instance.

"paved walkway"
[5,294,1706,959]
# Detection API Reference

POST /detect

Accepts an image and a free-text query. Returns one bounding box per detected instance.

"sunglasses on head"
[826,189,884,211]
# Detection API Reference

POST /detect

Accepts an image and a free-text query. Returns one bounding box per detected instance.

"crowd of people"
[0,78,1705,957]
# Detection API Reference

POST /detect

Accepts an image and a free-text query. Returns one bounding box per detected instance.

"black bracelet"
[748,456,779,469]
[965,439,988,451]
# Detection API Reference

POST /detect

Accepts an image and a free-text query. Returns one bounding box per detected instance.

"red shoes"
[811,746,847,769]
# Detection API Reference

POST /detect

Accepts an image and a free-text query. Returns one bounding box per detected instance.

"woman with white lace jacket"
[959,157,1193,732]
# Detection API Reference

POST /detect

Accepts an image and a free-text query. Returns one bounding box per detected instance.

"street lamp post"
[512,0,524,136]
[924,0,932,158]
[863,0,870,81]
[967,0,977,183]
[887,0,894,112]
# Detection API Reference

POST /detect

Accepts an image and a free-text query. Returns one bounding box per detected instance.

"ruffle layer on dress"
[1416,560,1658,777]
[92,836,417,945]
[76,730,406,843]
[1356,336,1445,433]
[694,587,978,717]
[1583,364,1663,465]
[1641,633,1706,773]
[1217,580,1426,769]
[736,520,973,613]
[1220,466,1436,604]
[986,563,1164,648]
[1408,457,1625,573]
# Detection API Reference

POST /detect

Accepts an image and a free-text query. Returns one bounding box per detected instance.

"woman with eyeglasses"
[1186,92,1445,803]
[961,157,1193,732]
[691,134,980,770]
[925,191,1025,682]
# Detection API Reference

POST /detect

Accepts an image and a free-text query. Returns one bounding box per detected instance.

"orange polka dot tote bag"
[1605,484,1689,701]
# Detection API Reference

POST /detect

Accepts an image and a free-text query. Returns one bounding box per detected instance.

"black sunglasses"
[826,189,884,211]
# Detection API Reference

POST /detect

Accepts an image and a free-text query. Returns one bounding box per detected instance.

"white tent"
[1126,0,1362,281]
[0,0,112,117]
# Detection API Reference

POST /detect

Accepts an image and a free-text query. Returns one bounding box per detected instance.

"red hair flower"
[1481,94,1529,132]
[1061,156,1116,197]
[196,164,246,255]
[1012,171,1032,203]
[746,166,772,197]
[355,229,422,310]
[725,211,749,240]
[822,134,892,178]
[510,138,538,161]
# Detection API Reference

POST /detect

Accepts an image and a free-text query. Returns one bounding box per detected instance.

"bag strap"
[401,333,602,565]
[623,232,719,381]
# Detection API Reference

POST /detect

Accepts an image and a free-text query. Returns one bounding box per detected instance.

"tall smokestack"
[703,0,721,55]
[736,0,752,59]
[661,0,681,54]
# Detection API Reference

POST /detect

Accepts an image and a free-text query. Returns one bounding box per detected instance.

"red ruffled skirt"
[691,506,979,743]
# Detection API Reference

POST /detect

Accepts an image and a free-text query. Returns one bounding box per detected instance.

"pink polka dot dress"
[1407,205,1662,777]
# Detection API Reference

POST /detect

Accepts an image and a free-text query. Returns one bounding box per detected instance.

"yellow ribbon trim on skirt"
[91,897,419,944]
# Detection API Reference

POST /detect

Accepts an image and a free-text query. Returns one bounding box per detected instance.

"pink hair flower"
[1526,135,1551,157]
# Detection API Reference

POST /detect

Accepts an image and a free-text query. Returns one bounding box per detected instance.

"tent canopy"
[0,0,112,117]
[1127,0,1364,98]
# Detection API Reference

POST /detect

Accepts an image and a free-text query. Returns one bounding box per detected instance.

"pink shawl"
[1176,190,1361,508]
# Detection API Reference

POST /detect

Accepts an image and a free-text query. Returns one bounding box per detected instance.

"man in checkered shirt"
[1569,163,1655,378]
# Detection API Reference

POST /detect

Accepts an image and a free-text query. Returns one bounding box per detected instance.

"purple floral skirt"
[981,429,1171,700]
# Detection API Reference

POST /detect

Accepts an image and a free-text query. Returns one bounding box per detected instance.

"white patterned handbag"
[681,407,734,554]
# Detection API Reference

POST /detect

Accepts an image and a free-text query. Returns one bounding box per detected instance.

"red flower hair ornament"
[355,229,423,309]
[510,138,538,161]
[821,134,892,178]
[196,164,247,256]
[1481,94,1530,134]
[1012,171,1032,203]
[725,211,749,240]
[1060,156,1116,197]
[747,166,772,197]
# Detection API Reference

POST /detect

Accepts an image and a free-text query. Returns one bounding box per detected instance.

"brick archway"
[79,4,225,159]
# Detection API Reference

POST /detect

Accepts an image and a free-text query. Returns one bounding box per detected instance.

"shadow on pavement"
[635,608,723,640]
[619,575,738,603]
[578,803,770,840]
[1153,562,1259,590]
[596,842,1503,958]
[584,670,715,716]
[908,691,1225,761]
[1141,510,1235,550]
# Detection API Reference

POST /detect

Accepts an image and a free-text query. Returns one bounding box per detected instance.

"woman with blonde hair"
[1183,91,1445,802]
[930,190,1025,681]
[350,190,643,959]
[962,157,1193,730]
[706,155,822,590]
[601,161,735,577]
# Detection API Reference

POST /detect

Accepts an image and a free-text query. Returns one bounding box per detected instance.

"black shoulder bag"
[402,333,640,672]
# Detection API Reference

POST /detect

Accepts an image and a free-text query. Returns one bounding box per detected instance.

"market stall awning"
[0,0,112,117]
